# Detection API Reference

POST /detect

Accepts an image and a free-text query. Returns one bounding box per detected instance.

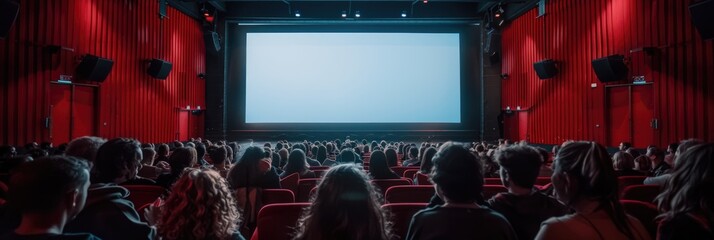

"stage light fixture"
[401,10,407,17]
[355,11,361,18]
[341,11,347,18]
[294,10,301,17]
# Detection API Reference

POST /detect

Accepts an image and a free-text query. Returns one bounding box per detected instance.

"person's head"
[337,148,355,164]
[408,147,418,159]
[431,142,483,204]
[310,146,319,158]
[285,149,308,174]
[141,148,156,166]
[227,146,270,188]
[551,145,560,155]
[657,143,714,221]
[316,145,327,162]
[29,149,49,159]
[672,139,704,169]
[168,147,198,176]
[419,147,438,174]
[157,144,170,157]
[633,155,652,171]
[0,145,17,158]
[626,148,642,158]
[8,156,90,223]
[92,138,143,184]
[263,142,271,149]
[612,151,635,171]
[158,169,239,240]
[384,148,398,167]
[278,148,289,166]
[552,141,636,238]
[368,150,395,178]
[666,143,679,156]
[494,145,542,189]
[194,142,206,161]
[65,136,107,163]
[275,142,283,152]
[207,145,228,166]
[619,142,632,151]
[295,164,393,240]
[646,145,665,163]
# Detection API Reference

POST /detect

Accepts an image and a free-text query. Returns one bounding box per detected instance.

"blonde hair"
[158,169,239,240]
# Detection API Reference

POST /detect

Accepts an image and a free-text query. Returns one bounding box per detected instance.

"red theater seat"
[297,178,320,202]
[484,178,502,185]
[403,169,419,179]
[280,173,299,196]
[385,185,435,203]
[262,189,295,205]
[482,185,508,200]
[390,167,420,178]
[617,176,647,195]
[372,179,412,196]
[621,200,658,239]
[415,172,431,185]
[251,203,310,240]
[382,203,427,239]
[621,185,662,203]
[535,177,551,186]
[122,185,164,210]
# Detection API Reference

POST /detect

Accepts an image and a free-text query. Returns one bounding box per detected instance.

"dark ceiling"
[175,0,537,20]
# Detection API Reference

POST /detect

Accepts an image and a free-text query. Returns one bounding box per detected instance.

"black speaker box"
[148,58,172,79]
[76,55,114,82]
[0,0,19,39]
[533,59,558,79]
[484,29,501,54]
[204,31,221,54]
[690,0,714,40]
[592,55,628,83]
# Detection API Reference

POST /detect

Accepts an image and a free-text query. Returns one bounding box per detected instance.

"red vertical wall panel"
[501,0,714,147]
[0,0,206,145]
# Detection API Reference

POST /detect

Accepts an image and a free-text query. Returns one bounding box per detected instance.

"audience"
[156,147,197,189]
[612,151,643,176]
[402,147,420,166]
[207,145,231,177]
[384,148,399,167]
[293,164,394,240]
[489,144,568,240]
[64,136,107,163]
[155,169,245,240]
[535,141,649,240]
[369,150,400,180]
[64,138,156,240]
[406,142,517,240]
[418,147,437,174]
[656,143,714,239]
[647,146,670,177]
[2,156,98,240]
[644,139,702,186]
[279,149,316,179]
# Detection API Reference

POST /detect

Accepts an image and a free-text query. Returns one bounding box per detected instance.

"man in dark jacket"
[64,138,156,240]
[487,144,569,240]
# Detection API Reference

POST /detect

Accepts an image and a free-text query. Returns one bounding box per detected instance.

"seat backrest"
[280,173,299,196]
[618,176,647,194]
[415,172,431,185]
[381,203,427,239]
[296,178,320,202]
[123,185,165,210]
[390,167,420,177]
[372,179,412,196]
[621,200,658,239]
[403,169,420,179]
[253,203,311,240]
[621,185,662,203]
[385,185,435,203]
[262,189,295,205]
[535,177,551,186]
[482,185,508,200]
[313,170,327,178]
[484,178,502,185]
[308,166,330,171]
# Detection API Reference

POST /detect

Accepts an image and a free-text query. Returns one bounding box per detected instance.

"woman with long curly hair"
[656,143,714,239]
[293,164,394,240]
[157,168,245,240]
[535,141,649,240]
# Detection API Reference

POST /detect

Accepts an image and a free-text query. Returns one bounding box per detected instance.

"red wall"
[0,0,206,145]
[501,0,714,147]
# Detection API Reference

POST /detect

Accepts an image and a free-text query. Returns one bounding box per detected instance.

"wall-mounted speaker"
[689,0,714,40]
[592,55,628,83]
[76,55,114,82]
[533,59,558,79]
[147,58,172,79]
[484,29,501,54]
[0,0,19,39]
[204,31,221,54]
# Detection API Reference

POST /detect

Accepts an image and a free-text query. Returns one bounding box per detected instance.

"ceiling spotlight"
[423,0,428,3]
[355,11,361,18]
[494,5,504,19]
[294,10,301,17]
[341,11,347,18]
[401,10,407,17]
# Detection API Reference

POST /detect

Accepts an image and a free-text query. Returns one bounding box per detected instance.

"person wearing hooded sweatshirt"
[487,144,569,240]
[64,138,156,240]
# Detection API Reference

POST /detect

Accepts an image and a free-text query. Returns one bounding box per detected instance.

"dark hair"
[294,164,393,240]
[612,151,635,171]
[337,148,355,164]
[408,147,418,159]
[620,142,632,150]
[553,141,635,239]
[92,138,142,183]
[141,148,157,165]
[8,155,89,213]
[316,145,327,163]
[656,143,714,222]
[494,145,542,188]
[369,150,397,179]
[208,145,228,165]
[431,142,483,203]
[227,146,266,189]
[195,142,206,161]
[284,149,308,175]
[157,144,170,157]
[419,147,437,174]
[673,139,704,168]
[384,148,398,167]
[169,147,198,176]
